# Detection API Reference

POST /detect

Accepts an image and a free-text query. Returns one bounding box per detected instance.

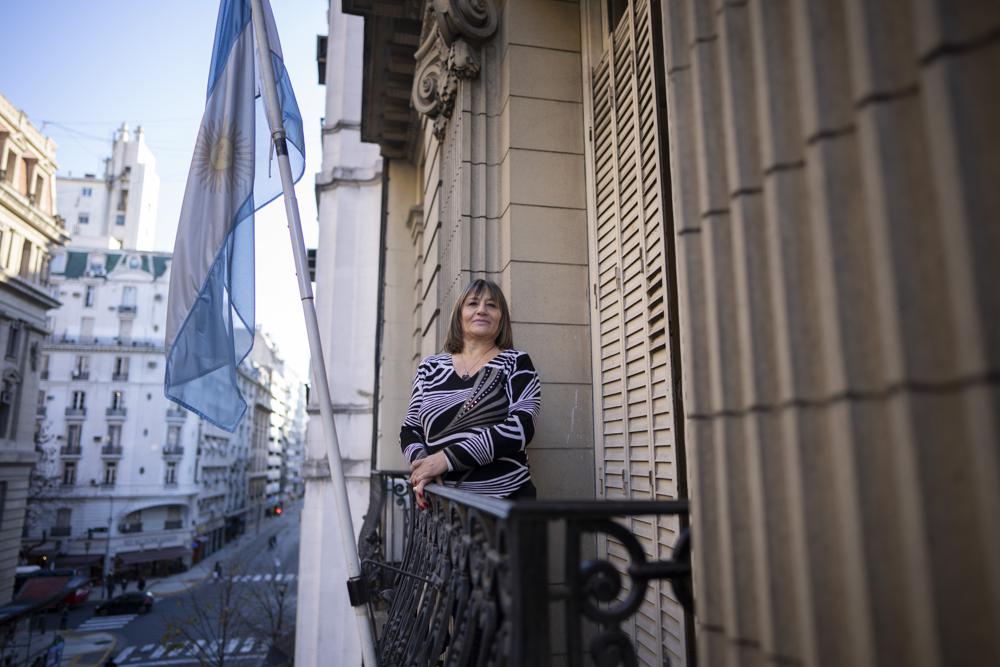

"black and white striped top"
[400,349,541,498]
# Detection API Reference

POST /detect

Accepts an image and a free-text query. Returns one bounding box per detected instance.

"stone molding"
[412,0,498,140]
[302,456,372,481]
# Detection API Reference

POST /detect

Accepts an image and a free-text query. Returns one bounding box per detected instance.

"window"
[84,285,95,308]
[66,423,82,448]
[107,423,121,448]
[167,425,181,447]
[113,356,129,380]
[117,189,128,211]
[78,213,89,225]
[36,390,45,411]
[80,317,94,338]
[18,241,31,278]
[115,214,125,226]
[0,379,13,439]
[165,462,177,485]
[118,318,132,341]
[121,286,136,306]
[40,354,49,380]
[72,355,89,379]
[5,322,20,358]
[103,461,117,486]
[71,390,86,410]
[110,390,125,410]
[56,508,71,528]
[62,462,77,485]
[81,187,92,198]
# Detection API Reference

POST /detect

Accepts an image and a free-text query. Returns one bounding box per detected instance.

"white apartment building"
[57,123,159,251]
[192,362,268,559]
[0,94,68,601]
[249,330,303,513]
[30,246,201,577]
[26,124,307,578]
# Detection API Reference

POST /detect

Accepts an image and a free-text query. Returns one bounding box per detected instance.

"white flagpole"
[248,1,378,664]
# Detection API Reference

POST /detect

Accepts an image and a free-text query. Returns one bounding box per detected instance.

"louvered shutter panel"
[589,1,687,664]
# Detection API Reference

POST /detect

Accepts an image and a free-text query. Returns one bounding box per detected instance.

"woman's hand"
[410,452,449,508]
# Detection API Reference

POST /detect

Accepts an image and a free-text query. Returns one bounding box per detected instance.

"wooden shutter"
[590,0,686,664]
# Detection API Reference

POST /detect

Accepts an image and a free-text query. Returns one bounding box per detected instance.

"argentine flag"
[165,0,304,431]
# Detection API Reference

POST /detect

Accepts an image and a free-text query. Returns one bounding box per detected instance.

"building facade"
[295,2,384,664]
[249,329,305,514]
[29,247,200,576]
[320,0,1000,665]
[56,123,159,252]
[0,94,68,601]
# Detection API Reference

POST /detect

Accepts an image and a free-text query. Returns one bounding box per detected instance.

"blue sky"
[0,0,328,377]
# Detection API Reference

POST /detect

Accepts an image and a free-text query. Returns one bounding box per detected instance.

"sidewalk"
[4,628,119,667]
[147,512,293,598]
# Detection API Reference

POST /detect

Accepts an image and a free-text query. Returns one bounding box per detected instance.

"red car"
[14,570,92,610]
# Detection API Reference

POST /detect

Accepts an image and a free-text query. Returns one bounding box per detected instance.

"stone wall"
[661,1,1000,664]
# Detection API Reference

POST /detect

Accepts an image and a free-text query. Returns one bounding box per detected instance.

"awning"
[117,546,190,566]
[55,554,103,568]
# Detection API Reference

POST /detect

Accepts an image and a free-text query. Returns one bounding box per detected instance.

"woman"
[402,279,541,503]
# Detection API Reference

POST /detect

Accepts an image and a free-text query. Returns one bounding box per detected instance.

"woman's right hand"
[410,452,449,508]
[413,475,442,509]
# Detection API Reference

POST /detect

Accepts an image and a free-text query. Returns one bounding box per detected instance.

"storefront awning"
[55,554,103,568]
[117,546,190,566]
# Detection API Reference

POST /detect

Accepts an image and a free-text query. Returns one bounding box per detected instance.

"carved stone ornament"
[412,0,498,141]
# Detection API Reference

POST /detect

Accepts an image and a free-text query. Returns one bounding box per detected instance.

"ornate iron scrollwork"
[367,473,693,665]
[569,519,693,667]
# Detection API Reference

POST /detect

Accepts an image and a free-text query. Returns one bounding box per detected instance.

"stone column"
[294,2,383,665]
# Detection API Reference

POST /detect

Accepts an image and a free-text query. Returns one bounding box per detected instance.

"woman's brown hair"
[444,279,514,353]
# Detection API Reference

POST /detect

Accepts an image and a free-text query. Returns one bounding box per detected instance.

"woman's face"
[461,289,501,342]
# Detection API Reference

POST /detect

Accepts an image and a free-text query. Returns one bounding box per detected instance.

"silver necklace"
[456,346,496,380]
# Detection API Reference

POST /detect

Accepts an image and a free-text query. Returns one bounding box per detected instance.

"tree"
[237,557,295,664]
[162,564,250,667]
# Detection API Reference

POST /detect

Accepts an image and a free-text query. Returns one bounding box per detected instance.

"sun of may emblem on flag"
[193,121,252,193]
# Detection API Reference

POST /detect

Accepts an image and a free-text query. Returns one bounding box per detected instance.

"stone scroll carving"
[412,0,498,141]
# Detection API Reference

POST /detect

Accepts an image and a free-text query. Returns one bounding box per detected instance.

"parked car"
[14,569,92,610]
[95,592,154,615]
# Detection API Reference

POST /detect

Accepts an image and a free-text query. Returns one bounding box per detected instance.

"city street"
[64,505,301,666]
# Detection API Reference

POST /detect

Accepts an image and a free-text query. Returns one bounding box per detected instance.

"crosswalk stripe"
[165,642,187,657]
[78,613,138,630]
[210,572,296,584]
[114,637,270,665]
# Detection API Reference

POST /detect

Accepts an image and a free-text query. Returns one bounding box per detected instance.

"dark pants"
[506,480,537,500]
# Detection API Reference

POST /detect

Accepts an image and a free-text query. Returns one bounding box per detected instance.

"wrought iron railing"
[359,472,692,666]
